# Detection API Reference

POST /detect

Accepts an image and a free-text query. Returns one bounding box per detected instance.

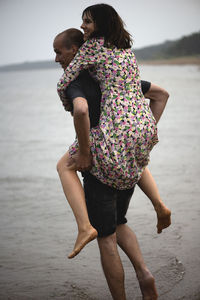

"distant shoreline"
[138,56,200,65]
[0,56,200,72]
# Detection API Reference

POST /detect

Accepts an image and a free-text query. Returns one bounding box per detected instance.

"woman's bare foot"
[155,203,171,234]
[68,226,98,259]
[137,268,158,300]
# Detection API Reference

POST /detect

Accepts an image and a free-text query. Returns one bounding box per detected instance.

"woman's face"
[81,13,95,41]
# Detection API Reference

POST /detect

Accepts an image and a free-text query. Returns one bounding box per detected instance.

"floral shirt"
[57,37,158,190]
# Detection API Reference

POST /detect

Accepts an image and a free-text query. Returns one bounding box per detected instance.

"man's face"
[53,35,76,70]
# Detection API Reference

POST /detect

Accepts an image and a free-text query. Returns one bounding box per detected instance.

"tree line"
[134,31,200,61]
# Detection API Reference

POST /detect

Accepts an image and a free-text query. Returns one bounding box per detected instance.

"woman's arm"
[57,38,104,102]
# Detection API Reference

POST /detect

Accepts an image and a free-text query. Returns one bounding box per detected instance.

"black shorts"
[83,172,135,237]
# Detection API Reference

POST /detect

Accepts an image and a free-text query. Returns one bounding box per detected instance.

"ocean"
[1,65,199,179]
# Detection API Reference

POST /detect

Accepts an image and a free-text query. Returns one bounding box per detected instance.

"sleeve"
[141,80,151,95]
[57,38,104,102]
[65,80,87,113]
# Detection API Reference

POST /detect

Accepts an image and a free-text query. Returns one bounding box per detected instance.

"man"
[55,28,169,300]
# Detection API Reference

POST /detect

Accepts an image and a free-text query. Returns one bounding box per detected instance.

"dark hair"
[57,28,84,49]
[82,4,132,49]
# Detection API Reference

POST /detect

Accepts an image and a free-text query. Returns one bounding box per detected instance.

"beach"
[0,65,200,299]
[138,56,200,66]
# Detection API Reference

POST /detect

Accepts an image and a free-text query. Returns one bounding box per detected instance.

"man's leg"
[116,224,158,300]
[83,174,127,299]
[97,233,126,300]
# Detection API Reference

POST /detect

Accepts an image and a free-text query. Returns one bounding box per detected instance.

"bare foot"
[68,226,98,259]
[155,203,171,234]
[137,269,158,300]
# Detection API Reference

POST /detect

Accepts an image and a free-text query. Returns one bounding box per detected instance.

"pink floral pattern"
[57,38,158,190]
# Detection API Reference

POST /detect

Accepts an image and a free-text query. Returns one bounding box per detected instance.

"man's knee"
[98,233,117,255]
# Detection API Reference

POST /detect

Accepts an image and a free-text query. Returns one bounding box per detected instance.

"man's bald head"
[55,28,84,50]
[54,28,84,70]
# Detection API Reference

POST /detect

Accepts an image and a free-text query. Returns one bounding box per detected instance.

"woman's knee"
[57,152,76,175]
[56,158,63,174]
[56,152,69,174]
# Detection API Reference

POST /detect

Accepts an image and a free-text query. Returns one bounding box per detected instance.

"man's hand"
[67,150,93,172]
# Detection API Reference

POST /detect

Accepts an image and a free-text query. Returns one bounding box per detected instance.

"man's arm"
[72,97,92,171]
[144,83,169,124]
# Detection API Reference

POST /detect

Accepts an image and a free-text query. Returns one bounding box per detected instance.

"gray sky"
[0,0,200,66]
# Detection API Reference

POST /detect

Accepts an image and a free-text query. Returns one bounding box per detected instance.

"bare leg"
[116,224,158,300]
[57,152,97,258]
[97,233,127,300]
[138,167,171,233]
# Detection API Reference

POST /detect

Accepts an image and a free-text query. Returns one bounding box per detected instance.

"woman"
[57,4,171,259]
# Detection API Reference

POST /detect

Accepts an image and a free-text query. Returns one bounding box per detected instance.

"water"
[1,65,199,180]
[0,65,200,299]
[0,68,75,180]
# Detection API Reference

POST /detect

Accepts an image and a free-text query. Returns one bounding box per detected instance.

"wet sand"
[0,66,200,299]
[0,172,199,300]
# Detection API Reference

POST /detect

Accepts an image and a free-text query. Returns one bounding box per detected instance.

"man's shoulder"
[67,70,92,88]
[73,70,100,91]
[64,72,88,100]
[77,69,96,83]
[65,69,101,103]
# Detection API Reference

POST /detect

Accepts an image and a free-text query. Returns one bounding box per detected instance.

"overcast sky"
[0,0,199,66]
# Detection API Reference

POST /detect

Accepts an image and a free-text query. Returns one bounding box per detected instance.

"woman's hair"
[82,3,132,49]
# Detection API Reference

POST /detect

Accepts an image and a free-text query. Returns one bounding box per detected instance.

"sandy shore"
[0,172,200,300]
[138,56,200,65]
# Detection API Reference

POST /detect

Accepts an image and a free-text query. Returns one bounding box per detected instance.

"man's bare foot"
[155,203,171,234]
[68,226,98,259]
[137,268,158,300]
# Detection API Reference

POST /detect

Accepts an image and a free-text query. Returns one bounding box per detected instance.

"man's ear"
[71,45,79,56]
